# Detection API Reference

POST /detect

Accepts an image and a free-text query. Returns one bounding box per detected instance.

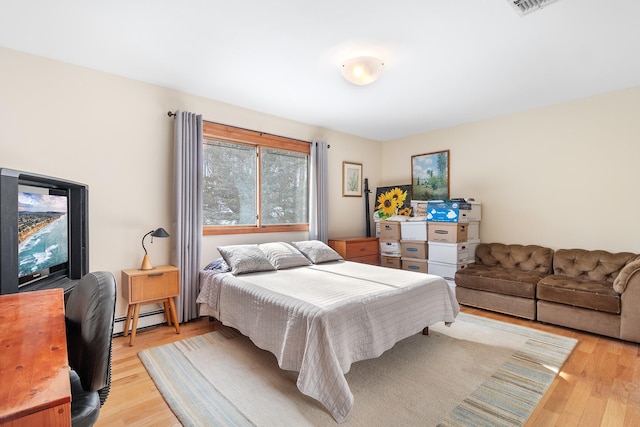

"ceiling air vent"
[509,0,560,16]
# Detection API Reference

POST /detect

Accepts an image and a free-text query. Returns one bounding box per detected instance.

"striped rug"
[139,313,577,426]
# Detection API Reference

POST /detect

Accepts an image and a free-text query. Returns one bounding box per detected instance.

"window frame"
[202,121,311,236]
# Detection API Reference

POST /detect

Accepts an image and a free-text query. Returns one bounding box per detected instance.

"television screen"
[17,190,69,283]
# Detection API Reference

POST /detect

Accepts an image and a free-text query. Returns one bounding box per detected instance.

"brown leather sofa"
[455,243,640,343]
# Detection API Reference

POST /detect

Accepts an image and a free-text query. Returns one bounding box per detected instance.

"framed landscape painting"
[411,150,450,201]
[342,161,362,197]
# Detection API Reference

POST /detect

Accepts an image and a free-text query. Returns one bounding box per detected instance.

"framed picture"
[411,150,450,201]
[342,161,363,197]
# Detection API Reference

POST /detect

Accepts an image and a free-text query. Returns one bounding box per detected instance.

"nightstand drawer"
[130,270,179,302]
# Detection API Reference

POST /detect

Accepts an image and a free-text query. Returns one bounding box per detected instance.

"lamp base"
[140,254,153,270]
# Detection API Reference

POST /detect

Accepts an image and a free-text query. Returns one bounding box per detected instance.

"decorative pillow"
[258,242,311,270]
[202,258,230,273]
[291,240,343,264]
[217,244,275,275]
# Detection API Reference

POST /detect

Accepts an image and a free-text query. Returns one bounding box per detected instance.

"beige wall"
[0,47,381,328]
[381,87,640,253]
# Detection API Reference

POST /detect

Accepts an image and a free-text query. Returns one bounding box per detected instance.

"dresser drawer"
[344,240,379,258]
[349,254,380,265]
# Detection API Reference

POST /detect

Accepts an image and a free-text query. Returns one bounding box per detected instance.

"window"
[202,122,310,235]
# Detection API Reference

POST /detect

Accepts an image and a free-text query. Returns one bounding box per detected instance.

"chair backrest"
[65,271,117,398]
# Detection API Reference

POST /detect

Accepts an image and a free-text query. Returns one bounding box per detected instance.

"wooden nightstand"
[121,265,181,346]
[328,237,380,265]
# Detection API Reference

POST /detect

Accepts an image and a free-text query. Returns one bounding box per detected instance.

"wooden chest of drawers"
[328,237,380,265]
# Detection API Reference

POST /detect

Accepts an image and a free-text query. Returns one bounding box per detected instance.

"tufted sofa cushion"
[551,249,636,283]
[474,243,554,273]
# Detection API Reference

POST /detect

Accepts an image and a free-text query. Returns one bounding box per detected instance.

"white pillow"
[291,240,343,264]
[258,242,311,270]
[217,244,275,275]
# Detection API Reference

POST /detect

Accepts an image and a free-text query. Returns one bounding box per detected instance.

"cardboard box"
[427,222,468,243]
[381,256,401,269]
[402,257,428,273]
[460,201,482,222]
[380,221,401,240]
[380,239,401,257]
[426,201,482,222]
[426,207,463,222]
[467,239,480,263]
[428,241,470,264]
[427,260,468,281]
[400,221,428,241]
[401,240,428,259]
[467,221,480,241]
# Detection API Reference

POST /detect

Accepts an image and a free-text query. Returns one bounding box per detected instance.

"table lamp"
[140,227,170,270]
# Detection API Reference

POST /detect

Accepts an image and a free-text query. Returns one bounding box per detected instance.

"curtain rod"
[167,110,329,148]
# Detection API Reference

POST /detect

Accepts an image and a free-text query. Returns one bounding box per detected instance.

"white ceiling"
[1,0,639,142]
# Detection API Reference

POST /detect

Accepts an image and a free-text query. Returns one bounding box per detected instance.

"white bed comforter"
[196,261,459,423]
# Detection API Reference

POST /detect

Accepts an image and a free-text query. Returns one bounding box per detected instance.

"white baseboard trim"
[113,309,167,335]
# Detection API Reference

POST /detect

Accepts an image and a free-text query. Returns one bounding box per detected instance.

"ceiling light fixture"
[341,56,384,86]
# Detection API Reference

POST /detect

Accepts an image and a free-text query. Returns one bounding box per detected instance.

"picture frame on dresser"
[411,150,450,201]
[342,161,362,197]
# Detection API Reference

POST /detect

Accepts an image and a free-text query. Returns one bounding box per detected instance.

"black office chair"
[65,271,117,427]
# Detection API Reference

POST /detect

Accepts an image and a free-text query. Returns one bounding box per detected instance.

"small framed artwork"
[342,161,363,197]
[411,150,450,201]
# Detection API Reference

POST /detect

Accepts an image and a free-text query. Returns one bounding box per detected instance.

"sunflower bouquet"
[375,187,409,219]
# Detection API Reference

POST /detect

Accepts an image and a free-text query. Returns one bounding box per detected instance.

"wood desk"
[0,288,71,426]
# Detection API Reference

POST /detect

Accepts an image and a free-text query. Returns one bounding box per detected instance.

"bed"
[196,241,459,423]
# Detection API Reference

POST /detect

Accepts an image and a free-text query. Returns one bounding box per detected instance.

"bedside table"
[328,237,380,265]
[121,265,181,346]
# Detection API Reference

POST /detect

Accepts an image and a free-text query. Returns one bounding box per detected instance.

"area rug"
[138,312,577,426]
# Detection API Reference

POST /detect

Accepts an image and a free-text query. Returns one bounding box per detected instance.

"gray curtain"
[171,111,203,323]
[309,140,329,242]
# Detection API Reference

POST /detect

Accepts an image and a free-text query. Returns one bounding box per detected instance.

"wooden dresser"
[328,237,380,265]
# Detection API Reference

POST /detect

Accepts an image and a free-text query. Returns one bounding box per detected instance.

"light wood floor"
[96,307,640,426]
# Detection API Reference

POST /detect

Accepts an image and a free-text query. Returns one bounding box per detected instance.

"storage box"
[380,221,401,240]
[381,255,401,269]
[380,239,401,257]
[426,201,482,222]
[428,242,470,264]
[402,257,428,273]
[426,207,463,223]
[401,240,428,259]
[460,201,482,222]
[400,221,428,241]
[427,260,468,281]
[467,221,480,241]
[466,239,480,263]
[427,222,468,243]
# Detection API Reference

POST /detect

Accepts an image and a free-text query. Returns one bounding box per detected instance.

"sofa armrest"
[619,258,640,343]
[613,258,640,293]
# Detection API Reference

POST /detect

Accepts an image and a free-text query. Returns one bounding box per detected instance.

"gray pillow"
[258,242,312,270]
[291,240,343,264]
[217,244,275,275]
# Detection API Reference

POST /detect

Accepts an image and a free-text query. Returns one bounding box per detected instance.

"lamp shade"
[341,56,385,86]
[140,227,170,270]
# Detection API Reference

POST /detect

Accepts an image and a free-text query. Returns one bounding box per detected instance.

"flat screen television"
[0,168,88,295]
